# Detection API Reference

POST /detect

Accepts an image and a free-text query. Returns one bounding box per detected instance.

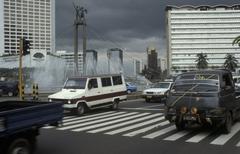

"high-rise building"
[166,5,240,74]
[0,0,55,55]
[147,47,158,70]
[133,58,143,76]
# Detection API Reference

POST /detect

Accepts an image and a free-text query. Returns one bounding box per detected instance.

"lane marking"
[86,113,162,133]
[211,122,240,145]
[142,126,176,139]
[164,130,191,141]
[105,116,165,135]
[63,116,76,120]
[123,121,170,137]
[57,112,126,130]
[186,132,211,143]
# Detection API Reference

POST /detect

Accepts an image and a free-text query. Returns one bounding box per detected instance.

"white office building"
[166,5,240,74]
[0,0,55,55]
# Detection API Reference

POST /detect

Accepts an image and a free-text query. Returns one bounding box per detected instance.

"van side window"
[89,79,98,88]
[101,77,112,87]
[112,76,122,85]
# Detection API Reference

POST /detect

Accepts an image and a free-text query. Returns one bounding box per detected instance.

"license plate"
[147,96,152,98]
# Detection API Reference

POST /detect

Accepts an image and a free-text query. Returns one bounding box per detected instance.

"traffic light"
[22,38,31,56]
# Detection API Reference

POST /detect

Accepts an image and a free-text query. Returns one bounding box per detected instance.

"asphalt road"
[35,99,240,154]
[1,97,240,154]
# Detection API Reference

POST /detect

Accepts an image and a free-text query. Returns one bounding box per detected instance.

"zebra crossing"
[43,111,240,147]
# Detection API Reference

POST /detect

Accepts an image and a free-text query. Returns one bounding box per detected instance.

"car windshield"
[64,78,87,89]
[172,84,218,92]
[152,83,170,88]
[173,74,219,92]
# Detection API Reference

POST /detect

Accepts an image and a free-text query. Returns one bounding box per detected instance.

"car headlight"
[68,100,71,104]
[168,107,176,113]
[48,98,52,102]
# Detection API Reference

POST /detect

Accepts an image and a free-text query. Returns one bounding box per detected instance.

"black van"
[0,80,19,96]
[165,70,240,133]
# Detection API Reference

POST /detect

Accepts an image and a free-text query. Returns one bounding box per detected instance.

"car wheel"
[8,91,14,97]
[111,99,119,110]
[222,111,232,134]
[76,103,86,116]
[127,90,131,94]
[7,138,31,154]
[145,98,151,103]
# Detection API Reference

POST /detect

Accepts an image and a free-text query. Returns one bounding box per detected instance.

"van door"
[85,78,102,107]
[100,77,113,104]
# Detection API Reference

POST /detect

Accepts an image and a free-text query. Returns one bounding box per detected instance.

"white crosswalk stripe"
[105,115,164,135]
[86,113,162,133]
[72,112,147,132]
[63,112,124,126]
[42,111,240,147]
[186,132,211,143]
[63,111,115,123]
[142,125,176,139]
[58,112,129,130]
[123,121,170,137]
[87,113,150,133]
[211,122,240,145]
[164,130,191,141]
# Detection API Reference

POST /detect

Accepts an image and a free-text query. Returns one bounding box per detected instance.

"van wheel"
[111,100,119,110]
[222,111,232,134]
[7,138,31,154]
[8,91,14,97]
[77,103,86,116]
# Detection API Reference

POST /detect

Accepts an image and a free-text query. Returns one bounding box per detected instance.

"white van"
[48,74,127,115]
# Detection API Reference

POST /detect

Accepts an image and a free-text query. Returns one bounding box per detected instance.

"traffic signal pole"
[19,38,23,100]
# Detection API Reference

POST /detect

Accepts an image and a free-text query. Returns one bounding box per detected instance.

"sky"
[55,0,238,61]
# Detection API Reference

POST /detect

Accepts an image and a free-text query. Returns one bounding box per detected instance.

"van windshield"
[64,78,87,89]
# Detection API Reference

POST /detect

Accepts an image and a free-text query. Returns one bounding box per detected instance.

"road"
[36,99,240,154]
[1,97,240,154]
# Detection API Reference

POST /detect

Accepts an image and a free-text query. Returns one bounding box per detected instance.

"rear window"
[101,77,112,87]
[112,76,122,85]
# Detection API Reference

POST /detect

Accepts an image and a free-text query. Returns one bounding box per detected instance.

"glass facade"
[166,5,240,74]
[0,0,55,55]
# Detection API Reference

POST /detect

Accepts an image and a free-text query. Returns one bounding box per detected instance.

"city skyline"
[56,0,238,59]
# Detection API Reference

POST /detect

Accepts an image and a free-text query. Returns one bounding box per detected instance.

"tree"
[224,54,238,72]
[195,53,208,70]
[232,36,240,47]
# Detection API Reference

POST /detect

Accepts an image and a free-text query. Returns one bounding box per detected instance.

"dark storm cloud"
[56,0,238,55]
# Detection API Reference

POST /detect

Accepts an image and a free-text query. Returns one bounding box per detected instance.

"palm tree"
[224,54,238,72]
[196,53,208,70]
[232,36,240,46]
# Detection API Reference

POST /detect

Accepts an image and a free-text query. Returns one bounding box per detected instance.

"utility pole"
[73,4,87,76]
[18,38,23,100]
